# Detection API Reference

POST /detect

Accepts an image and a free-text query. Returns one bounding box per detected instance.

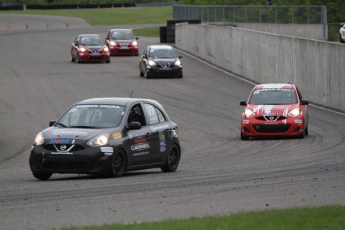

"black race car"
[139,45,183,79]
[29,97,181,180]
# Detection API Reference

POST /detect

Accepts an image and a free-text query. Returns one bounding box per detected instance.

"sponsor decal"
[75,105,120,108]
[131,143,150,151]
[294,120,303,124]
[133,151,149,157]
[113,132,122,139]
[104,152,113,156]
[101,147,113,153]
[49,139,70,144]
[159,131,166,152]
[51,151,73,155]
[242,120,250,124]
[134,137,146,143]
[53,130,88,136]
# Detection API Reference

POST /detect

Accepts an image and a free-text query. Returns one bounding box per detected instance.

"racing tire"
[71,56,75,62]
[105,59,110,63]
[144,71,151,79]
[76,55,82,64]
[139,66,144,77]
[298,129,305,139]
[177,72,183,78]
[161,144,180,172]
[241,131,249,140]
[305,126,309,136]
[32,172,52,180]
[108,149,126,177]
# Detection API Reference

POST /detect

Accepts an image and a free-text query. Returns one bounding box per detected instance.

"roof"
[254,83,295,89]
[149,45,173,50]
[77,34,102,37]
[76,97,159,106]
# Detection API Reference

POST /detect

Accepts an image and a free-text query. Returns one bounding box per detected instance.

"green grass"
[55,205,345,230]
[0,6,172,36]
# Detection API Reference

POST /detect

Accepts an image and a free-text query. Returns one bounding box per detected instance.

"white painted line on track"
[175,48,345,116]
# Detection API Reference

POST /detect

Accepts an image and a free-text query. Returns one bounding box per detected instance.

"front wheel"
[241,131,249,140]
[108,149,126,177]
[161,144,180,172]
[32,172,52,180]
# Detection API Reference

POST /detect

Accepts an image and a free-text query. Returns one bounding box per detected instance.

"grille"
[88,55,104,60]
[117,49,132,53]
[252,124,290,133]
[44,144,85,152]
[256,116,286,121]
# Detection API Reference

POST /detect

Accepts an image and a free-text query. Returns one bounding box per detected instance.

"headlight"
[288,108,300,117]
[110,41,116,46]
[148,60,156,66]
[34,132,44,145]
[175,60,181,66]
[103,46,109,52]
[244,108,255,118]
[80,47,86,52]
[87,134,109,147]
[132,41,138,46]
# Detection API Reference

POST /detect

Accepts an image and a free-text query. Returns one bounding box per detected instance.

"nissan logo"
[60,145,67,151]
[161,62,170,68]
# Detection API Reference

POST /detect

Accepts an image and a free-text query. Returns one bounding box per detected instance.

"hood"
[84,45,104,53]
[42,127,111,141]
[151,57,177,63]
[249,104,298,117]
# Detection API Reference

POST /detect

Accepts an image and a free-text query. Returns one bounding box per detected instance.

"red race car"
[240,83,309,140]
[105,29,139,56]
[71,34,110,63]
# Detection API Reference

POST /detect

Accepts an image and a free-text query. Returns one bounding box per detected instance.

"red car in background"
[240,83,309,140]
[106,29,139,56]
[71,34,110,63]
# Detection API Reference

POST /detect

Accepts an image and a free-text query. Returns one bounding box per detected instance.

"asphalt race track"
[0,15,344,230]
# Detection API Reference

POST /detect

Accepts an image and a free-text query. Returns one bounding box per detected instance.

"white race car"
[340,24,345,43]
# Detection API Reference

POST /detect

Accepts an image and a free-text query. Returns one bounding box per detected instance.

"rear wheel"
[161,144,180,172]
[108,149,126,177]
[32,172,52,180]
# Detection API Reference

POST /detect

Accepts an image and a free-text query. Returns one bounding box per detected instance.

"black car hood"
[42,127,112,140]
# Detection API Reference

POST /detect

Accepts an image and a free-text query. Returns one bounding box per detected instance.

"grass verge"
[55,205,345,230]
[1,6,172,36]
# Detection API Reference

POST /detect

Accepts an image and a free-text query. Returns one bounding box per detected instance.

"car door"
[140,49,148,73]
[142,103,171,163]
[71,37,79,59]
[125,103,155,167]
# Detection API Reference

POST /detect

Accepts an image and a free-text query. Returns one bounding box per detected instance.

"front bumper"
[147,66,183,77]
[241,117,305,137]
[109,46,138,56]
[79,52,110,62]
[29,145,113,175]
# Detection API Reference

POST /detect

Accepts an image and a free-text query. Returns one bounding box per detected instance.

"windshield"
[111,31,134,40]
[149,48,177,58]
[79,36,104,46]
[249,88,297,105]
[56,104,125,129]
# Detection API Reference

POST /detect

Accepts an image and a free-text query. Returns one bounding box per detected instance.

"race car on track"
[240,83,309,140]
[105,29,139,56]
[339,24,345,43]
[139,45,183,79]
[29,97,181,180]
[71,34,110,63]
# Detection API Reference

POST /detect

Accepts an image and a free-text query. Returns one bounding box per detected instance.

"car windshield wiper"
[55,122,67,127]
[68,125,99,129]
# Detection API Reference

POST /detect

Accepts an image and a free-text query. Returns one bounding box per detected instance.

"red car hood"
[248,104,298,117]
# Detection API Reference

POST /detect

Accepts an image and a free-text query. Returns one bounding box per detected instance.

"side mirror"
[178,55,182,59]
[128,121,141,130]
[135,37,139,40]
[300,99,309,105]
[49,120,56,127]
[240,100,247,106]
